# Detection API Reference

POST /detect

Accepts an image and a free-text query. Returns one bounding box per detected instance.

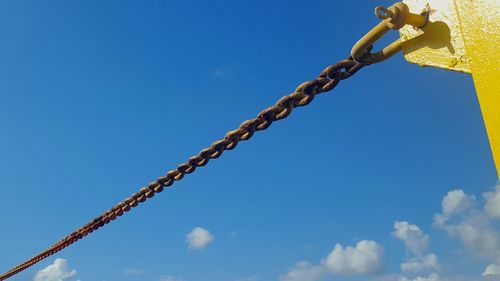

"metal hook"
[351,2,428,65]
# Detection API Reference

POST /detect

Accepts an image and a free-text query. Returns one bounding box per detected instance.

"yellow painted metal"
[400,0,471,73]
[400,0,500,177]
[455,0,500,177]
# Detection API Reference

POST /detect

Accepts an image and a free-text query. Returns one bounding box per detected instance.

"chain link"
[0,57,366,281]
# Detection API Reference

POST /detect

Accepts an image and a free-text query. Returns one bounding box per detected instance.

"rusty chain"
[0,56,367,281]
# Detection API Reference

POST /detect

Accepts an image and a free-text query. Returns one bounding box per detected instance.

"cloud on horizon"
[34,258,79,281]
[434,184,500,275]
[279,183,500,281]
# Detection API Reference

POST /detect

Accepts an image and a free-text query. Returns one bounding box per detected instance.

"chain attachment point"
[351,2,429,65]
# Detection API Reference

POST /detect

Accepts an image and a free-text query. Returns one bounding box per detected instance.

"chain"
[0,57,366,281]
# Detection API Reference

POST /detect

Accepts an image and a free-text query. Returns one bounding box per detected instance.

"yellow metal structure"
[400,0,500,178]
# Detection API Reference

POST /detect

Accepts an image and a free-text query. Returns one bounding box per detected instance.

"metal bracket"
[400,0,500,178]
[399,0,471,73]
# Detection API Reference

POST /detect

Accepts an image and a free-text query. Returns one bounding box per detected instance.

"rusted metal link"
[351,2,428,64]
[0,57,366,281]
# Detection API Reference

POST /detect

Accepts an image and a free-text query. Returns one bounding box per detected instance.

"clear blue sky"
[0,1,498,281]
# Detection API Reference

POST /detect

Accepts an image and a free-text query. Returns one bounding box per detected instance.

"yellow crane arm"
[400,0,500,178]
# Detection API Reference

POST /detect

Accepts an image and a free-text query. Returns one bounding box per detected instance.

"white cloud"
[377,273,496,281]
[442,190,474,216]
[401,254,439,273]
[186,227,214,249]
[453,214,500,261]
[483,264,500,276]
[279,240,384,281]
[434,188,500,263]
[484,184,500,219]
[323,240,384,275]
[434,188,467,223]
[279,261,325,281]
[400,274,500,281]
[434,190,475,226]
[399,273,441,281]
[34,258,79,281]
[392,221,439,273]
[159,276,184,281]
[393,221,430,256]
[279,185,500,281]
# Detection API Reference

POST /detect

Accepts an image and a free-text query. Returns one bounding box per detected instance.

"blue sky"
[0,1,499,281]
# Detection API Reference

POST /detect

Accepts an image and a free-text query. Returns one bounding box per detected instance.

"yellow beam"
[455,0,500,178]
[400,0,500,178]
